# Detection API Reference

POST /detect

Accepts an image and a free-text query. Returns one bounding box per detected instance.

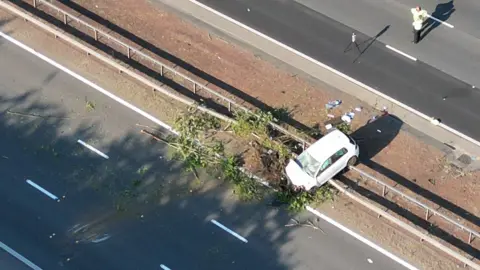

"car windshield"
[296,151,321,177]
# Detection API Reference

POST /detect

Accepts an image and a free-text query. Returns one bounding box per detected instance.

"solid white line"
[77,139,109,159]
[0,16,448,269]
[385,45,417,61]
[0,31,177,135]
[210,219,248,243]
[160,264,172,270]
[26,179,59,201]
[188,0,480,149]
[0,241,43,270]
[306,206,418,270]
[427,14,454,28]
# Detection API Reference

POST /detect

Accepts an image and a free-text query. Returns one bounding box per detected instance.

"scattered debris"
[325,124,333,130]
[430,118,440,126]
[428,178,436,185]
[6,110,70,119]
[355,107,362,112]
[2,155,8,159]
[327,114,335,118]
[85,101,96,111]
[285,218,325,234]
[325,99,342,110]
[341,112,355,123]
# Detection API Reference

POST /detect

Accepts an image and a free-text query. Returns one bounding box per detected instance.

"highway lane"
[295,0,480,92]
[386,0,480,38]
[197,0,480,142]
[0,34,414,269]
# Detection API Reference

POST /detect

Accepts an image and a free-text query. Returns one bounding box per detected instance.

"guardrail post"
[193,82,197,94]
[425,209,429,220]
[94,30,98,41]
[127,47,131,59]
[228,102,231,112]
[160,65,163,76]
[33,0,36,8]
[382,185,386,197]
[63,14,67,25]
[468,232,473,244]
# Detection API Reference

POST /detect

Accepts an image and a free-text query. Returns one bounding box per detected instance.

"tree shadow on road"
[27,0,313,134]
[0,75,316,269]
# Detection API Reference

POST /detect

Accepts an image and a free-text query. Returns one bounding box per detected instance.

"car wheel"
[347,156,358,167]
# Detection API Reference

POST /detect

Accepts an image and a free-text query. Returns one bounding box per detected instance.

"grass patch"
[85,101,96,111]
[232,110,273,137]
[336,122,351,134]
[276,185,335,212]
[137,164,151,176]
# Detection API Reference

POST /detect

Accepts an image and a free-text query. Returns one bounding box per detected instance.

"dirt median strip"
[1,1,479,269]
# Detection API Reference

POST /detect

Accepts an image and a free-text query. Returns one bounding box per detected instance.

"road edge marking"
[306,206,419,270]
[77,139,109,159]
[0,241,43,270]
[187,0,480,149]
[385,45,417,61]
[0,30,177,135]
[210,219,248,243]
[26,179,59,201]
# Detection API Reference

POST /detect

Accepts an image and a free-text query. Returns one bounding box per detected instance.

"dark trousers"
[413,28,421,43]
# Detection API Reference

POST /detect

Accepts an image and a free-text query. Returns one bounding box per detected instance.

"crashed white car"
[285,128,359,191]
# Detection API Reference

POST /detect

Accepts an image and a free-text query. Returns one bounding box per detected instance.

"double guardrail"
[2,0,478,268]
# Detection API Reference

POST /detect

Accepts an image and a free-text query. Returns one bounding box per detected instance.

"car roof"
[305,129,350,162]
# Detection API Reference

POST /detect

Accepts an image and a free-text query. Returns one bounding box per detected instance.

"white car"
[285,128,359,191]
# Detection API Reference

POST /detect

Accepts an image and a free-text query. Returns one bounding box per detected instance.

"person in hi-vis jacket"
[411,6,428,43]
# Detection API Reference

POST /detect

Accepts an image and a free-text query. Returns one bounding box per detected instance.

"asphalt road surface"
[197,0,480,143]
[0,35,412,269]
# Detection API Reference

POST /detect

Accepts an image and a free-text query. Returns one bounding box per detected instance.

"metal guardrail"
[31,0,311,149]
[349,166,479,245]
[4,1,479,267]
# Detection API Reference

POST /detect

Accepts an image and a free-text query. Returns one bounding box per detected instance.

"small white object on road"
[247,8,250,12]
[385,45,417,61]
[0,241,43,270]
[325,124,333,130]
[306,206,418,270]
[426,14,454,28]
[367,258,373,263]
[160,264,172,270]
[210,219,248,243]
[26,179,59,201]
[77,139,109,159]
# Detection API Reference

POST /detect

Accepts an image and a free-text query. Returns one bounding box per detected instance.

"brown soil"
[51,0,479,229]
[3,0,479,268]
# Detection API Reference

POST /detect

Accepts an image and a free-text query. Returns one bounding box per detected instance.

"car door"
[315,148,348,185]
